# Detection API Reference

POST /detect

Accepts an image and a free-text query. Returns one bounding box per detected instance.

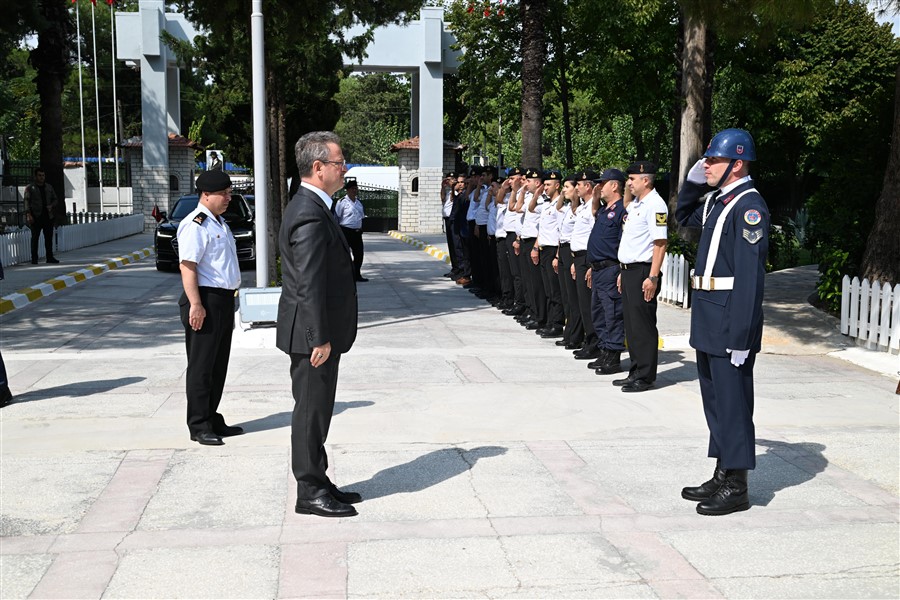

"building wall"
[126,146,195,232]
[396,147,458,234]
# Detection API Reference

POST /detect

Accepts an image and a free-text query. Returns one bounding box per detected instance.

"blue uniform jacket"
[587,199,626,262]
[676,179,769,356]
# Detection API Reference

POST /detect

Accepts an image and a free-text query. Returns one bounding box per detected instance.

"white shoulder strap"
[700,189,757,283]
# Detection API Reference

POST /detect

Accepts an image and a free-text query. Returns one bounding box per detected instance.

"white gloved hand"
[686,158,706,185]
[726,348,750,367]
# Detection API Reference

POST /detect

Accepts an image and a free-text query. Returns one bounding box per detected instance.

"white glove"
[686,158,706,185]
[726,348,750,367]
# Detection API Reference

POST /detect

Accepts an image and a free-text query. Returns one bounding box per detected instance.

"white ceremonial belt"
[691,275,734,291]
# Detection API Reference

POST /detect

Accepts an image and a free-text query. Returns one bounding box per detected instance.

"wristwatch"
[648,275,659,283]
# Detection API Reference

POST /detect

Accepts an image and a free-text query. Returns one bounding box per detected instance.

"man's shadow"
[9,377,146,403]
[236,400,374,433]
[751,438,828,506]
[347,446,508,500]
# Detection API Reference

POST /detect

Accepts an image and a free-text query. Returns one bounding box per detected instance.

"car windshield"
[170,195,251,221]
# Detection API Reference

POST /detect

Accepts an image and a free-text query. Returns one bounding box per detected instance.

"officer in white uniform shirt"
[569,169,602,360]
[518,169,544,330]
[616,161,668,392]
[177,169,243,446]
[535,170,565,338]
[335,179,367,282]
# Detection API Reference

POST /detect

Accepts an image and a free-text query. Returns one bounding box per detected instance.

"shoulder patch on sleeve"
[743,209,761,226]
[743,228,763,244]
[655,212,667,226]
[193,213,208,225]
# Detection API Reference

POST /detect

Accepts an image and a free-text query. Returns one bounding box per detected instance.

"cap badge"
[736,145,744,155]
[639,164,645,173]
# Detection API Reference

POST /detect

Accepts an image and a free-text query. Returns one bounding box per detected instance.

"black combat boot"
[587,349,611,369]
[681,461,727,501]
[696,469,750,516]
[598,351,623,374]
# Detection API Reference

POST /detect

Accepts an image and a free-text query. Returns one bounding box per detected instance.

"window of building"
[411,176,419,194]
[170,175,179,191]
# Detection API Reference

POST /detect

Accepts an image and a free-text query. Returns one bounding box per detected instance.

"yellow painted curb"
[387,231,451,264]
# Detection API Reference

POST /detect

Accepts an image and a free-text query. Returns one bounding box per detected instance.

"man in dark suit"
[277,131,361,518]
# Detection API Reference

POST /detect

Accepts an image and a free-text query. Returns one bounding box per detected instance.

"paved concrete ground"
[0,232,897,599]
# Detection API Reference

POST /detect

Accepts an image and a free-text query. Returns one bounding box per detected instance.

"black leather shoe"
[555,339,570,347]
[539,327,564,339]
[525,320,543,330]
[682,462,727,501]
[295,494,358,517]
[355,277,369,282]
[31,258,38,264]
[587,350,611,369]
[190,431,224,446]
[598,351,623,374]
[612,375,636,386]
[621,379,653,392]
[214,424,244,437]
[564,343,581,350]
[330,487,363,505]
[697,470,750,516]
[503,305,527,316]
[573,347,601,360]
[0,386,12,408]
[47,257,59,264]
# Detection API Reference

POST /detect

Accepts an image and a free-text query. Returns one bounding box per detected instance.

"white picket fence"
[660,252,691,308]
[0,214,144,267]
[840,275,900,354]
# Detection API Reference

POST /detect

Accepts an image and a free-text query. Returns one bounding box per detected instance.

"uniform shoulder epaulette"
[193,213,208,225]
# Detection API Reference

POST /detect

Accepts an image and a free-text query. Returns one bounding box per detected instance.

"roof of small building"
[120,134,203,150]
[390,136,466,153]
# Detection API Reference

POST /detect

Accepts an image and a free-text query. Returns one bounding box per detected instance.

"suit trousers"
[591,265,625,351]
[340,226,364,280]
[485,236,499,294]
[505,234,524,305]
[443,217,458,272]
[557,243,583,345]
[539,246,565,328]
[620,264,661,382]
[181,287,235,435]
[30,215,54,261]
[520,238,545,323]
[696,350,757,470]
[573,254,597,349]
[495,236,513,302]
[290,352,342,500]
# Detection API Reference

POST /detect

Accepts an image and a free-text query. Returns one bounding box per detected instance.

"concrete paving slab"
[0,553,53,599]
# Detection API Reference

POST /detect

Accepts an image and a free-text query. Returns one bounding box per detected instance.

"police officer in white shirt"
[335,179,367,282]
[570,169,602,359]
[535,170,566,338]
[556,175,583,349]
[441,173,459,278]
[177,170,244,445]
[616,161,668,392]
[518,169,545,330]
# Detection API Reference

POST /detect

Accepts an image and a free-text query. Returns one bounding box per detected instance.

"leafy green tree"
[334,73,411,165]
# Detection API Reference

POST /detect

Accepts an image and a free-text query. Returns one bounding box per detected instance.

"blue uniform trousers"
[591,265,625,351]
[696,350,757,470]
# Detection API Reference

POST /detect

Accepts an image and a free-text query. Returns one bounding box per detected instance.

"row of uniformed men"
[440,161,669,393]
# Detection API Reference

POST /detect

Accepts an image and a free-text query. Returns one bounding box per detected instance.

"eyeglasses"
[321,159,347,169]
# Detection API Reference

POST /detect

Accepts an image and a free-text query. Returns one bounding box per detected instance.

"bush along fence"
[0,214,144,267]
[840,276,900,354]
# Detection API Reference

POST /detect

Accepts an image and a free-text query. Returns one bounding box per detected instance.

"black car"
[154,194,256,271]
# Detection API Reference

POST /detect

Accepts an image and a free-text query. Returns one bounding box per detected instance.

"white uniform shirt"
[466,189,479,221]
[537,195,561,247]
[176,203,241,290]
[487,199,497,236]
[474,185,490,225]
[502,192,519,233]
[441,189,453,218]
[569,200,595,252]
[618,187,668,264]
[335,196,365,230]
[558,203,577,243]
[521,191,540,238]
[494,200,508,239]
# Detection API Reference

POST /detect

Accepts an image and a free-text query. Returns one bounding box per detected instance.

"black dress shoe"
[612,375,636,386]
[295,494,358,517]
[539,327,564,339]
[555,339,570,347]
[564,343,581,350]
[621,379,653,392]
[46,257,59,264]
[190,431,224,446]
[214,424,244,437]
[355,277,369,282]
[525,320,543,330]
[573,347,601,360]
[31,258,38,264]
[696,470,750,516]
[503,304,527,316]
[330,487,363,504]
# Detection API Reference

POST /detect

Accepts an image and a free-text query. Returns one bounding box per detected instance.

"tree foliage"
[334,73,411,165]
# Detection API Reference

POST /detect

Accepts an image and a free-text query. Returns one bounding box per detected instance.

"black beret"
[469,166,484,176]
[596,168,626,183]
[625,161,657,175]
[507,166,524,176]
[572,169,599,182]
[525,168,543,179]
[195,170,232,192]
[344,178,358,189]
[543,170,562,182]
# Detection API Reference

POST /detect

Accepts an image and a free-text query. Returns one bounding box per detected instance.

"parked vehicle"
[154,194,255,272]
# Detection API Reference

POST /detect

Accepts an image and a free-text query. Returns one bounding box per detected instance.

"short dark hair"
[295,131,341,177]
[34,168,45,176]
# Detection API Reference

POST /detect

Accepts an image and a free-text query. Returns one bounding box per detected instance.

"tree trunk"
[677,9,706,197]
[670,9,684,208]
[550,20,573,169]
[520,0,547,169]
[860,64,900,284]
[33,0,71,225]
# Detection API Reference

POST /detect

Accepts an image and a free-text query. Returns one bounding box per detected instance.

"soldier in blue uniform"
[675,128,769,516]
[586,169,628,375]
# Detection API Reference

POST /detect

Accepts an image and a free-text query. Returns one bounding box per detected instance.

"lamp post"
[251,0,269,287]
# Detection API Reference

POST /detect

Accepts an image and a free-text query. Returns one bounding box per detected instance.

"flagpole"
[75,0,88,212]
[108,0,121,212]
[91,0,103,212]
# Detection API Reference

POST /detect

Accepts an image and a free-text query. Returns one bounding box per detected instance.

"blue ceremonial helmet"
[704,128,756,161]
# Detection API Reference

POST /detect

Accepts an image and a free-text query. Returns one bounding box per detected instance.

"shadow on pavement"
[9,376,147,403]
[752,438,828,507]
[347,445,508,500]
[237,401,375,433]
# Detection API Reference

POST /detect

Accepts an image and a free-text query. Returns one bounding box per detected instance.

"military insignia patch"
[622,214,628,222]
[607,211,615,220]
[744,209,762,225]
[193,213,208,225]
[655,212,667,226]
[743,228,763,244]
[722,194,735,205]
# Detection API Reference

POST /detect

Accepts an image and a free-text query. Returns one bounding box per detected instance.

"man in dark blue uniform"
[586,169,628,375]
[675,128,769,516]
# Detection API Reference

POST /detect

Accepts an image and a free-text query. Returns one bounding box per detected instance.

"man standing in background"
[335,178,368,282]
